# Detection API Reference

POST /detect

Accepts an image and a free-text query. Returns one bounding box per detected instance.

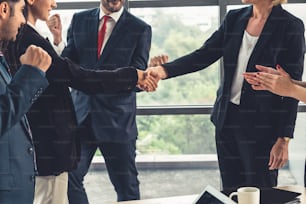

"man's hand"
[149,54,168,67]
[46,14,62,46]
[136,54,169,91]
[145,54,169,81]
[136,70,159,92]
[268,137,290,170]
[146,65,168,80]
[20,45,52,72]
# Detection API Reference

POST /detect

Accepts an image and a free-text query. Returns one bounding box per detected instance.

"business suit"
[62,7,151,202]
[0,56,49,203]
[6,23,139,176]
[163,5,305,191]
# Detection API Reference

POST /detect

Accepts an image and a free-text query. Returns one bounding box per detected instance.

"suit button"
[28,147,34,154]
[30,175,35,182]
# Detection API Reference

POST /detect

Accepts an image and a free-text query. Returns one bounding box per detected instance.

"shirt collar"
[27,22,49,40]
[27,21,42,34]
[99,5,124,23]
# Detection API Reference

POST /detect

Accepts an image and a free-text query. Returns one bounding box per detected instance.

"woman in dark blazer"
[6,0,155,203]
[148,0,305,192]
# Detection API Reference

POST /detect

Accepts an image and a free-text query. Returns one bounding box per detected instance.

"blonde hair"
[272,0,287,5]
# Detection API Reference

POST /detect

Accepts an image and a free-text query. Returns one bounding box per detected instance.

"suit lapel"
[247,5,283,71]
[226,6,252,83]
[87,8,100,63]
[98,9,129,63]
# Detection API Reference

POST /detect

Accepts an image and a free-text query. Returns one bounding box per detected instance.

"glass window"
[290,113,306,186]
[136,115,216,155]
[131,6,220,106]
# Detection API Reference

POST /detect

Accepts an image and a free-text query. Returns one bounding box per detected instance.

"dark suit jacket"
[62,8,152,142]
[0,61,48,203]
[7,24,139,176]
[163,5,305,140]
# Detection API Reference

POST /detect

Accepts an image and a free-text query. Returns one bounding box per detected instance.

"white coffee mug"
[229,187,260,204]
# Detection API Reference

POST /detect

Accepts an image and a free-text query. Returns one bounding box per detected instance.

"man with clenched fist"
[0,0,51,203]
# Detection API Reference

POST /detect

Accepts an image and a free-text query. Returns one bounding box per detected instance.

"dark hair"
[0,0,22,16]
[4,0,28,75]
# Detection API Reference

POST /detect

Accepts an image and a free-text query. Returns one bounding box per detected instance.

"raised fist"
[20,45,52,72]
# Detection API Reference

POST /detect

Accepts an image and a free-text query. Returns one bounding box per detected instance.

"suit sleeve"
[15,26,138,95]
[162,14,226,78]
[128,24,151,92]
[276,18,305,138]
[50,57,138,94]
[0,65,48,136]
[130,25,152,70]
[61,13,78,62]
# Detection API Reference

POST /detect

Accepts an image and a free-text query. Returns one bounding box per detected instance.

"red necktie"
[97,15,110,59]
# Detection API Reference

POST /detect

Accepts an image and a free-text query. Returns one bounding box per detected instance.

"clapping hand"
[148,54,169,67]
[243,64,294,97]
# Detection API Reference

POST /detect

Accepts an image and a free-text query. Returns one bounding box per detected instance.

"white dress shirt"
[230,30,259,105]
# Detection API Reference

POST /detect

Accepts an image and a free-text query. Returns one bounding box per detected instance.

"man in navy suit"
[0,0,52,203]
[60,0,151,202]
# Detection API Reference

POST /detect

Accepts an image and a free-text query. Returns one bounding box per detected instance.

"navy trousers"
[68,117,140,203]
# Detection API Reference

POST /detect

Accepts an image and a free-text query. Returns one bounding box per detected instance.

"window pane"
[136,115,216,154]
[290,112,306,186]
[131,6,220,105]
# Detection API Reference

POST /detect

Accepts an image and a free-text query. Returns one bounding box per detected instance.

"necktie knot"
[97,15,110,59]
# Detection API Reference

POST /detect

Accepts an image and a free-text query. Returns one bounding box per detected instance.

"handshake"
[136,55,169,92]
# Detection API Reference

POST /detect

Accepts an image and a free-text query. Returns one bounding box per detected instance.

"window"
[133,6,220,106]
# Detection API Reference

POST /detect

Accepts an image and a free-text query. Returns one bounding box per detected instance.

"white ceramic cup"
[229,187,260,204]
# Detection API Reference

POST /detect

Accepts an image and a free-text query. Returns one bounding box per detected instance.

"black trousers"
[216,103,278,193]
[68,117,139,203]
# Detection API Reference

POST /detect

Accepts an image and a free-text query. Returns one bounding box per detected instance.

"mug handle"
[229,192,238,200]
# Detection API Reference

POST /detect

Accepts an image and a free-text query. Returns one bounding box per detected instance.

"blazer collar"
[246,4,284,71]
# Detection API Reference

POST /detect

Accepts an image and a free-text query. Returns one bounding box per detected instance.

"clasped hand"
[137,54,169,92]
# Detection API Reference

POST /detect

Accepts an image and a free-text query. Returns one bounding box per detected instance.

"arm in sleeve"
[0,65,48,136]
[130,25,152,92]
[60,14,78,62]
[61,58,138,94]
[130,25,152,71]
[277,19,305,138]
[162,12,229,78]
